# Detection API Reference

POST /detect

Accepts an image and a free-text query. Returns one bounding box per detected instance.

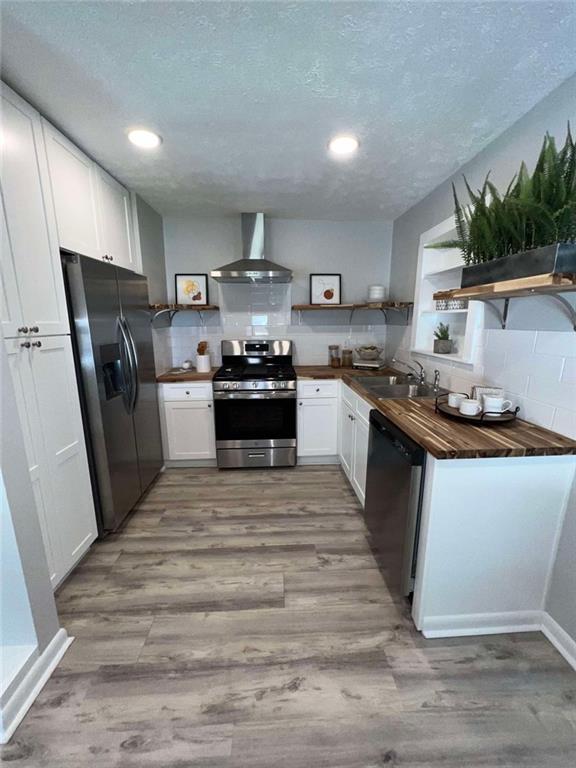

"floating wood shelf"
[292,301,413,324]
[292,301,413,311]
[149,304,219,325]
[433,273,576,330]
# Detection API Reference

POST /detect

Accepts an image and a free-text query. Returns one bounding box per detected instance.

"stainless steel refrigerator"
[62,252,163,533]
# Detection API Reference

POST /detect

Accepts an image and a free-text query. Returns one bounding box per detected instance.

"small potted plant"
[433,323,453,354]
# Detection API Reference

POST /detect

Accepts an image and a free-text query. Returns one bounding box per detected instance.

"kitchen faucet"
[391,357,426,384]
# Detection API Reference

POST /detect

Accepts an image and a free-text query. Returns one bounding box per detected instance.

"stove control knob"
[223,382,229,389]
[233,382,239,389]
[280,381,287,388]
[252,382,258,389]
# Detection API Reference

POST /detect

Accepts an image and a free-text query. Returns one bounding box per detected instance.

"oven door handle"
[213,391,296,400]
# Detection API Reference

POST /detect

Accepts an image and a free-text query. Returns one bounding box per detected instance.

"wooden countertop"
[343,375,576,460]
[156,365,576,459]
[157,365,394,382]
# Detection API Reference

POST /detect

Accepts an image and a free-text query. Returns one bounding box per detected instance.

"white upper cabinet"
[95,168,136,269]
[0,85,69,337]
[42,119,101,260]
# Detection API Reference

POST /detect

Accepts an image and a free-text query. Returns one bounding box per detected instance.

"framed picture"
[175,274,209,306]
[310,274,341,305]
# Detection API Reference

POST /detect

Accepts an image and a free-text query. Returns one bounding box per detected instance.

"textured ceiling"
[2,1,575,219]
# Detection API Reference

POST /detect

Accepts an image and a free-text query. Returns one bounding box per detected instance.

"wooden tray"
[435,398,520,426]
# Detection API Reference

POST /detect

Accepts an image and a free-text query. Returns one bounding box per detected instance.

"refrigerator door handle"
[117,316,135,413]
[123,317,139,413]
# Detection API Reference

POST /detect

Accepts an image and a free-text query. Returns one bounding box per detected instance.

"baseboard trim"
[164,459,218,468]
[297,456,340,465]
[541,612,576,671]
[420,610,542,639]
[0,629,72,744]
[420,610,576,671]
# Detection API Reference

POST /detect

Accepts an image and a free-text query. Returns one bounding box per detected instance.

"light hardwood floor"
[3,466,575,766]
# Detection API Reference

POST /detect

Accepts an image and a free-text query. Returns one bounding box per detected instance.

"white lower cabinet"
[351,415,370,505]
[296,381,338,459]
[5,335,97,587]
[160,384,216,461]
[339,383,371,506]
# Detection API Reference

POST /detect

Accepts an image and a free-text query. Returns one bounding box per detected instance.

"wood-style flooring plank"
[2,465,574,768]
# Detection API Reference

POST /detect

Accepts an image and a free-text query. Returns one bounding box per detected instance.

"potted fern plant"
[433,322,453,354]
[432,125,576,287]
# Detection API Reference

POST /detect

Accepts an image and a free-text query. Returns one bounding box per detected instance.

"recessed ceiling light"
[328,134,359,158]
[127,128,162,149]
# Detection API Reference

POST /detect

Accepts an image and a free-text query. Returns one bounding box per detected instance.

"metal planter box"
[460,242,576,289]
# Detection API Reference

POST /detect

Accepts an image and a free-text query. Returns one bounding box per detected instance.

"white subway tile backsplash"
[552,408,576,440]
[526,377,576,412]
[534,331,576,358]
[561,357,576,384]
[386,324,576,439]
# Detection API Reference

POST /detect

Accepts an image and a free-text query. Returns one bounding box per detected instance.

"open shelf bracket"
[546,294,576,331]
[476,297,510,329]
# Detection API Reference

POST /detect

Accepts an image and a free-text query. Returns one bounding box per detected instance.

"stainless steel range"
[213,340,297,469]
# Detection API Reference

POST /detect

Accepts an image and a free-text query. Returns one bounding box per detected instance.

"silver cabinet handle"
[31,341,42,348]
[29,326,39,333]
[20,341,31,348]
[248,453,266,458]
[17,326,29,333]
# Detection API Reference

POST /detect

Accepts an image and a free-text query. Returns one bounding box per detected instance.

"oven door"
[214,391,296,449]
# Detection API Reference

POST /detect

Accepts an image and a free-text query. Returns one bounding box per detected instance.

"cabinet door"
[42,119,101,259]
[351,416,370,506]
[29,335,97,579]
[297,398,338,457]
[5,338,61,586]
[96,169,136,269]
[339,400,355,479]
[0,87,69,336]
[164,401,216,460]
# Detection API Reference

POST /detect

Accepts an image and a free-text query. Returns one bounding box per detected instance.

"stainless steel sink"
[375,384,447,400]
[356,375,410,387]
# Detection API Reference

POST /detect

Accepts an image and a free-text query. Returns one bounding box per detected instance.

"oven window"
[215,398,296,441]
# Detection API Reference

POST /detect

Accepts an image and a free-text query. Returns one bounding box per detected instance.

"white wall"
[386,74,576,648]
[160,216,393,366]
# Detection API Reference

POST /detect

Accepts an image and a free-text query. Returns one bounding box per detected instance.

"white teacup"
[483,395,512,413]
[459,399,482,416]
[448,392,467,409]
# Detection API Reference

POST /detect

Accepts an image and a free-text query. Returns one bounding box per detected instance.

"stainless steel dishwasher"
[364,409,426,598]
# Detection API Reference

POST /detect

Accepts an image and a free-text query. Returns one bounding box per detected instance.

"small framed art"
[310,274,341,305]
[175,274,209,306]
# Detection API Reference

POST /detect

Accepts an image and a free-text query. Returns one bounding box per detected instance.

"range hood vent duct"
[211,213,292,284]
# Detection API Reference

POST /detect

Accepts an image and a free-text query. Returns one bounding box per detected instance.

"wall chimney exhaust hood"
[211,213,292,284]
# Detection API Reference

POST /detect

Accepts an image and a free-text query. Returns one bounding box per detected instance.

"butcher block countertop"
[156,365,395,382]
[156,366,576,459]
[343,375,576,460]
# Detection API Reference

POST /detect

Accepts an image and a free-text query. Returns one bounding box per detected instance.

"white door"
[164,401,216,460]
[96,169,136,269]
[339,400,355,479]
[42,119,101,260]
[297,398,338,457]
[29,335,97,579]
[0,86,69,337]
[5,337,61,586]
[351,416,370,506]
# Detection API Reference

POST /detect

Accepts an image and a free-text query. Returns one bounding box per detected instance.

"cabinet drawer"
[297,380,339,399]
[356,395,372,425]
[161,382,213,401]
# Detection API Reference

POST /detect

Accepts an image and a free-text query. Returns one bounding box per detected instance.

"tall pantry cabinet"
[1,83,97,587]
